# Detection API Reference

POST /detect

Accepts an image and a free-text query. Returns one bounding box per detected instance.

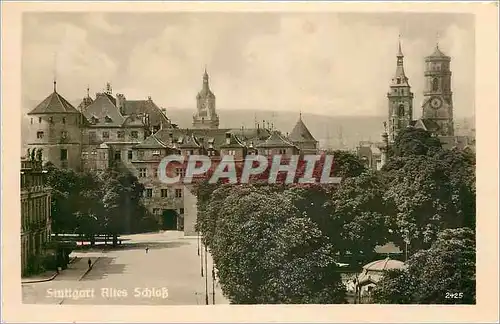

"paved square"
[22,231,229,305]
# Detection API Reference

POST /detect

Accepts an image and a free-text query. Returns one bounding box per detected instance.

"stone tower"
[421,42,454,136]
[192,68,219,129]
[26,81,84,170]
[387,38,414,143]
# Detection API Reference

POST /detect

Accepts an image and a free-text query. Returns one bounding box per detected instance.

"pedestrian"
[88,258,92,269]
[145,246,149,254]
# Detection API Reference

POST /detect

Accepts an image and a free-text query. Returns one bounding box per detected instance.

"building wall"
[183,185,198,236]
[26,114,82,170]
[20,160,51,276]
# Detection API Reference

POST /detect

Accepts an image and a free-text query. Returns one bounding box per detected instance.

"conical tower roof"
[289,115,316,143]
[28,82,80,115]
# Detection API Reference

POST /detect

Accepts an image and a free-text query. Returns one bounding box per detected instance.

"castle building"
[21,153,51,276]
[24,69,318,235]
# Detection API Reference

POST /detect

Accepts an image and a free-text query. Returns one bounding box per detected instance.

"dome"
[362,257,405,272]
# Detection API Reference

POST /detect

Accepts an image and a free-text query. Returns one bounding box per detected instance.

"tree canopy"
[373,227,476,304]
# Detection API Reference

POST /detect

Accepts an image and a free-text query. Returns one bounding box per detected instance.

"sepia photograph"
[1,1,499,323]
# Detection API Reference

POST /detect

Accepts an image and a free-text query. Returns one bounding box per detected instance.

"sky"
[22,12,475,118]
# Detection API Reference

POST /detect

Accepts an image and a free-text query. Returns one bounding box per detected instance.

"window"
[62,117,66,124]
[131,131,138,139]
[175,189,182,198]
[61,131,68,139]
[152,168,157,178]
[114,151,121,161]
[117,131,125,139]
[30,118,33,124]
[144,188,153,198]
[82,151,89,159]
[153,208,161,215]
[398,104,405,116]
[161,189,168,197]
[60,149,68,161]
[128,150,133,160]
[102,131,109,139]
[36,131,44,139]
[89,132,97,141]
[49,117,53,124]
[396,77,401,84]
[137,151,144,159]
[279,149,287,154]
[175,168,185,177]
[139,168,147,178]
[186,150,193,156]
[152,150,160,156]
[179,208,185,214]
[432,78,439,92]
[38,117,42,123]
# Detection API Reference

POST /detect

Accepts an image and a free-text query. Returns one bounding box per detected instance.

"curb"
[21,256,79,284]
[78,257,101,281]
[21,271,58,284]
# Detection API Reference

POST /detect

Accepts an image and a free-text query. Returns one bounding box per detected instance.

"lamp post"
[197,230,200,256]
[205,244,209,305]
[200,238,204,277]
[404,230,410,262]
[212,265,216,304]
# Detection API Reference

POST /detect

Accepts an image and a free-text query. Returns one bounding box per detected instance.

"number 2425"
[445,292,464,299]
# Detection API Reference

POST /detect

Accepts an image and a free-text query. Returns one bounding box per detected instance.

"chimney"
[116,93,126,115]
[225,132,231,145]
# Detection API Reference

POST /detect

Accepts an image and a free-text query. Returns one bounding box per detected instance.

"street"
[22,231,229,305]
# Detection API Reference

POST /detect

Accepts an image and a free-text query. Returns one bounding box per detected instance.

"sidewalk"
[21,256,79,284]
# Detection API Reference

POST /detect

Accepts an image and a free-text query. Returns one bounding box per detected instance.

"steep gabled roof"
[220,132,246,148]
[123,99,170,127]
[82,93,125,127]
[135,133,167,149]
[256,131,295,148]
[289,117,317,143]
[178,133,201,148]
[28,90,80,115]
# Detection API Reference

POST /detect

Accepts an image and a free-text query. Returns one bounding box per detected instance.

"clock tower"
[193,68,219,129]
[421,43,454,136]
[387,38,414,143]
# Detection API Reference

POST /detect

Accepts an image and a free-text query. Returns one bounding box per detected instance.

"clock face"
[430,97,442,109]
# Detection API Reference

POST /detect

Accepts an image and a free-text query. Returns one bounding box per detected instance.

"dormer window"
[152,150,160,156]
[105,116,112,123]
[91,116,99,124]
[396,78,401,84]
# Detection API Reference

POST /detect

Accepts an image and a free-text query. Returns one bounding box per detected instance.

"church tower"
[192,68,219,129]
[387,38,414,143]
[421,42,454,136]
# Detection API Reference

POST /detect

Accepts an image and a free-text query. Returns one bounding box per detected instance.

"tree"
[99,168,150,244]
[327,150,366,178]
[373,227,476,304]
[326,171,390,264]
[208,187,346,304]
[383,149,476,253]
[389,127,442,158]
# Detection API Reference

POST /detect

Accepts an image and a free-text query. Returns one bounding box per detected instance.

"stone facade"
[21,156,52,276]
[387,39,414,143]
[25,70,318,234]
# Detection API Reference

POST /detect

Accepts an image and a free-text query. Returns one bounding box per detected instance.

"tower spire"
[397,34,403,57]
[87,85,90,97]
[436,32,440,49]
[53,52,57,92]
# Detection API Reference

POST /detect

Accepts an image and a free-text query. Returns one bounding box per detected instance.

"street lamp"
[197,230,200,256]
[205,244,209,305]
[200,236,204,277]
